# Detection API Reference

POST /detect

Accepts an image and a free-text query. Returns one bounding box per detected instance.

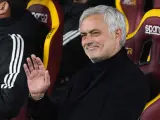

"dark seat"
[27,0,64,95]
[125,8,160,98]
[138,0,160,119]
[140,94,160,120]
[116,0,144,34]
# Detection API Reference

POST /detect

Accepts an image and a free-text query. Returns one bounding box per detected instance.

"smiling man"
[80,13,121,62]
[24,5,149,120]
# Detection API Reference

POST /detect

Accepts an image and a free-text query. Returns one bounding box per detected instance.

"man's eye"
[81,34,86,40]
[81,34,86,38]
[91,32,100,36]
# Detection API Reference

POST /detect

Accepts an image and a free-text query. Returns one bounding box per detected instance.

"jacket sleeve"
[0,34,29,119]
[28,95,58,120]
[98,74,149,120]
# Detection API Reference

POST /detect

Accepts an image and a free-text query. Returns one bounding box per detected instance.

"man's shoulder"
[115,58,146,85]
[126,61,145,79]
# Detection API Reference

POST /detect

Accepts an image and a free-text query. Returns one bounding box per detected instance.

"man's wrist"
[29,93,45,101]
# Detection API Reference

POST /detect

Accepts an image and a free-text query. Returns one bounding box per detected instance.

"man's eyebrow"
[80,32,86,35]
[81,29,100,34]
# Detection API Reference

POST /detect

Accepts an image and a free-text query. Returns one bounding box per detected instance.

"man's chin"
[89,56,102,63]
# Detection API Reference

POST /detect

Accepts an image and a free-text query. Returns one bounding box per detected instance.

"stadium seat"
[138,0,160,119]
[27,0,63,95]
[125,8,160,98]
[10,104,29,120]
[140,94,160,120]
[154,0,160,9]
[115,0,145,34]
[125,8,160,120]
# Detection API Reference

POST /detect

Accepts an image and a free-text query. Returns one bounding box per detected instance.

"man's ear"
[0,1,9,15]
[115,28,122,42]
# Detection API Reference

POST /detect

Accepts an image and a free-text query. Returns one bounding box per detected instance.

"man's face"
[80,14,121,62]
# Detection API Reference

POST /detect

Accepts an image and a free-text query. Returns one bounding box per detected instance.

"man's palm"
[23,55,50,95]
[27,69,46,94]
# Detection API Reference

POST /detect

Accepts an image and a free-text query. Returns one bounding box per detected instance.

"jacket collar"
[91,47,128,72]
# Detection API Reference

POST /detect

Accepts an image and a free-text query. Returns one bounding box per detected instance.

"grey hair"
[79,5,126,47]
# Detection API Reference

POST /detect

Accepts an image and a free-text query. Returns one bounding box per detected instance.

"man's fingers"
[27,57,34,72]
[31,54,39,70]
[23,64,30,77]
[45,70,50,86]
[36,57,45,70]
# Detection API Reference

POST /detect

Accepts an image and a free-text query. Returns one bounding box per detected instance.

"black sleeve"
[98,75,149,120]
[27,71,76,120]
[0,34,29,119]
[28,95,58,120]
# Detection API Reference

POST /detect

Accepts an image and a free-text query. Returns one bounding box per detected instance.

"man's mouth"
[85,46,99,51]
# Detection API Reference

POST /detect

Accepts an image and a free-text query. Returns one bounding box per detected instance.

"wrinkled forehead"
[79,14,108,32]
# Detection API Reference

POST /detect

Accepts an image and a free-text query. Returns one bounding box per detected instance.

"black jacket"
[0,9,48,119]
[29,48,149,120]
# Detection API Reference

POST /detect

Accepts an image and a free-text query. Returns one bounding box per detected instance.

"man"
[0,0,48,119]
[54,0,115,101]
[24,5,149,120]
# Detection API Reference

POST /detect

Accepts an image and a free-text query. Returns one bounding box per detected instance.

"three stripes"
[63,30,80,46]
[1,34,24,89]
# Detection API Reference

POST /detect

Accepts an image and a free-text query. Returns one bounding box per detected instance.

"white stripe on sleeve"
[1,34,24,89]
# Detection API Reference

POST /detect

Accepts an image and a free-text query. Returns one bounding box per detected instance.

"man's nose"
[82,34,92,42]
